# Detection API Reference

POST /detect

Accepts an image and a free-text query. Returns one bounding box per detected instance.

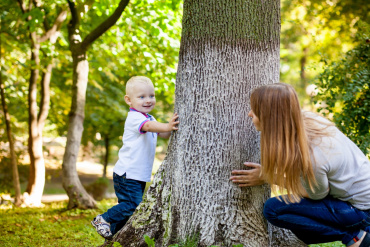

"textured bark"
[62,0,130,209]
[112,0,306,246]
[0,44,22,206]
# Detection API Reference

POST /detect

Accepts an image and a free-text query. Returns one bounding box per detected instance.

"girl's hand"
[230,162,265,187]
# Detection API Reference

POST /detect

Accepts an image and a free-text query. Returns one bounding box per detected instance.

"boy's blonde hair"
[125,76,153,96]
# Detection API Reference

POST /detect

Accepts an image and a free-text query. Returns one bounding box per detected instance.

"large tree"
[110,0,305,246]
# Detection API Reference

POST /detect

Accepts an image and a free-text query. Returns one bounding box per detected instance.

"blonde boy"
[91,76,179,240]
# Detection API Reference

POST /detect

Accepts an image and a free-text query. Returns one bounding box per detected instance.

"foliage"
[0,1,29,140]
[84,177,110,201]
[314,21,370,155]
[280,0,369,100]
[0,157,29,194]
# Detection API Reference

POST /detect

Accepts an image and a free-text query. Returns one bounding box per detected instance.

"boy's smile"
[124,83,156,114]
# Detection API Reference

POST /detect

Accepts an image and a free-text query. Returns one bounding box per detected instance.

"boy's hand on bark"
[168,113,179,131]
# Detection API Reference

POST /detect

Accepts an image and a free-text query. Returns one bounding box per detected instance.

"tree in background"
[62,0,131,209]
[314,21,370,155]
[0,1,30,200]
[0,20,22,206]
[112,0,304,246]
[280,0,370,99]
[13,0,67,206]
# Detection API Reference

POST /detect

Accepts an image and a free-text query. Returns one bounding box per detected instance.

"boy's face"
[124,83,156,114]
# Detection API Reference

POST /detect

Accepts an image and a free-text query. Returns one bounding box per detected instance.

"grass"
[0,199,344,247]
[0,199,117,247]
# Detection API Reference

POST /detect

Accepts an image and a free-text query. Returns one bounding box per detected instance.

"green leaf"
[144,234,155,247]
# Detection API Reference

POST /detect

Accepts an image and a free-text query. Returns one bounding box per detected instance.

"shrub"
[314,21,370,155]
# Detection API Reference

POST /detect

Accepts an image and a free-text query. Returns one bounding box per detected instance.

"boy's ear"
[124,95,131,106]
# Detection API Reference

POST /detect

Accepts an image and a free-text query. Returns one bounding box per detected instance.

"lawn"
[0,198,344,247]
[0,199,115,247]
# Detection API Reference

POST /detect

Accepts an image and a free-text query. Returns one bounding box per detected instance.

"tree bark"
[0,31,22,206]
[62,0,130,209]
[112,0,306,246]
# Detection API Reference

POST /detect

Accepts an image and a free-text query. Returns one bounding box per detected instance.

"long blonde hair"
[250,83,332,203]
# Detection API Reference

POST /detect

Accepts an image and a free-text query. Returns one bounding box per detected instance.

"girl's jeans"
[101,173,146,236]
[263,196,370,246]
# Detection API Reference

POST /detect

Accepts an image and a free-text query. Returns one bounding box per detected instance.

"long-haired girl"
[230,83,370,247]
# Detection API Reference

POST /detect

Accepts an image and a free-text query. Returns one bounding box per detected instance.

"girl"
[230,83,370,247]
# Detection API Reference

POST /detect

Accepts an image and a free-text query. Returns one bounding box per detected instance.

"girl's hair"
[250,83,332,203]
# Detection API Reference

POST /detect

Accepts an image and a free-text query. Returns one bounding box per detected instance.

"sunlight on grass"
[0,199,117,247]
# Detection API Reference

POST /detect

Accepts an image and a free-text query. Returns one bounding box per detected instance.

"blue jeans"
[101,173,146,236]
[263,196,370,246]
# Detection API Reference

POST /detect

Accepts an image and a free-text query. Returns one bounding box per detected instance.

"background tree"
[112,0,304,246]
[62,0,130,209]
[314,21,370,155]
[15,0,67,206]
[0,21,22,206]
[280,0,370,99]
[0,1,30,199]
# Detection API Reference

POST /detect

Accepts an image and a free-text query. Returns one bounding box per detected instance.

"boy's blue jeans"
[101,172,146,236]
[263,195,370,246]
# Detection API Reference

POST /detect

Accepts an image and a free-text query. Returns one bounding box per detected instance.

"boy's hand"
[157,113,179,139]
[167,113,179,131]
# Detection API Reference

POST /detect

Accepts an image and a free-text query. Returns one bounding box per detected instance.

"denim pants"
[101,173,146,236]
[263,195,370,246]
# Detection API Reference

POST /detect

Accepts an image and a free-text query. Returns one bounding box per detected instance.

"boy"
[91,76,179,240]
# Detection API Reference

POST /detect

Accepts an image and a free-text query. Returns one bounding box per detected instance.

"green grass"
[0,199,344,247]
[0,199,117,247]
[310,243,344,247]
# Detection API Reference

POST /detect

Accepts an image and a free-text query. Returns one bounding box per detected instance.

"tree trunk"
[112,0,306,246]
[62,0,130,209]
[24,40,46,207]
[0,53,22,207]
[103,135,110,178]
[62,42,97,208]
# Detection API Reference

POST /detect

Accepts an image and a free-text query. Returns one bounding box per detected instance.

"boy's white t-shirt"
[113,109,157,182]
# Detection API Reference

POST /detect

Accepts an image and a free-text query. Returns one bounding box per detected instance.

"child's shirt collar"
[129,108,151,118]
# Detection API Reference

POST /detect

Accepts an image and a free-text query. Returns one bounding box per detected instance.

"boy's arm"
[141,113,179,139]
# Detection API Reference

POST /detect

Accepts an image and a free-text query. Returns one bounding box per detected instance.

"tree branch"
[67,0,79,31]
[81,0,130,49]
[16,0,26,14]
[39,10,67,43]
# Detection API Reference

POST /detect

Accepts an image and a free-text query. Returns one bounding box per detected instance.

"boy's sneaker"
[91,215,113,240]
